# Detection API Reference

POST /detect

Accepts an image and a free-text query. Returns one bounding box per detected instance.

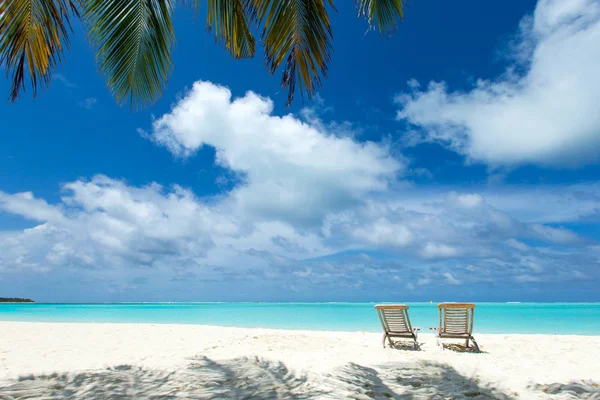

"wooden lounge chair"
[431,303,480,352]
[374,304,420,350]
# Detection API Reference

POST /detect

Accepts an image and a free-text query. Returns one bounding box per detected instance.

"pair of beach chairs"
[375,303,480,352]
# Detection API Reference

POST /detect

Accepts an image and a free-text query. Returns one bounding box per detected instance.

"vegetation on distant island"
[0,297,34,303]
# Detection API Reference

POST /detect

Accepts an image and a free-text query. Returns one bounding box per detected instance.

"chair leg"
[382,333,387,348]
[387,336,394,348]
[465,338,470,348]
[413,331,420,350]
[471,336,481,352]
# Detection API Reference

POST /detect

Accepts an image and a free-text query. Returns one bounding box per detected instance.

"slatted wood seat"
[431,303,480,352]
[374,304,420,350]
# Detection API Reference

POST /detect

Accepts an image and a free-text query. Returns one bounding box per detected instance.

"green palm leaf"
[82,0,175,110]
[249,0,334,106]
[0,0,77,102]
[2,0,406,108]
[205,0,256,59]
[357,0,405,34]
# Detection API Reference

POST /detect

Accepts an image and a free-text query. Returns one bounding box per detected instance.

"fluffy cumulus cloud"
[1,80,599,301]
[396,0,600,167]
[0,177,234,272]
[147,81,402,226]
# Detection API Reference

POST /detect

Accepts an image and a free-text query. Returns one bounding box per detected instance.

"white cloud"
[320,183,593,267]
[453,193,484,209]
[396,0,600,167]
[54,73,76,89]
[481,183,600,224]
[0,176,241,273]
[529,223,583,244]
[79,98,97,110]
[421,243,460,259]
[146,81,402,225]
[506,238,531,252]
[0,225,59,273]
[0,192,64,223]
[442,272,461,285]
[351,218,414,247]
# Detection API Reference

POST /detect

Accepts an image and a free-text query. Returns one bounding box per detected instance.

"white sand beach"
[0,322,599,399]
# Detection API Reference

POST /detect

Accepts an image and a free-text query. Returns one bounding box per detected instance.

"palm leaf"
[205,0,256,59]
[357,0,405,34]
[82,0,175,110]
[0,0,77,102]
[248,0,334,106]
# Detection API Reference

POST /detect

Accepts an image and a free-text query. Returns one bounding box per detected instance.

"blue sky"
[1,0,599,302]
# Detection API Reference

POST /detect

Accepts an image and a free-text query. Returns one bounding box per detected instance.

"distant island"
[0,297,34,303]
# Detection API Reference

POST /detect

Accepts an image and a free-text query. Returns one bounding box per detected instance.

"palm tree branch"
[0,0,76,102]
[205,0,256,59]
[248,0,333,106]
[356,0,405,34]
[82,0,175,110]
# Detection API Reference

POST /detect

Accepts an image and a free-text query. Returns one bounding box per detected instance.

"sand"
[0,322,599,399]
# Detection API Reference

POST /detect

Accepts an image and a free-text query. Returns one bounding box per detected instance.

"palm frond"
[249,0,334,106]
[205,0,255,59]
[357,0,405,34]
[82,0,175,110]
[0,0,76,102]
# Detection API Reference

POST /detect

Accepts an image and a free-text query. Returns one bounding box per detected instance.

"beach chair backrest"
[438,303,475,335]
[375,304,413,334]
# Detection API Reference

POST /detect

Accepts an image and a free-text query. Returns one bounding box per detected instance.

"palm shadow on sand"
[0,357,322,399]
[533,381,600,399]
[330,361,513,400]
[0,357,597,399]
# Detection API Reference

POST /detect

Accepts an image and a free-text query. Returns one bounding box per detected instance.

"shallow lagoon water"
[1,302,599,334]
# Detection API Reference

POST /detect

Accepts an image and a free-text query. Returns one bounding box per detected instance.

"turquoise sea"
[1,303,599,335]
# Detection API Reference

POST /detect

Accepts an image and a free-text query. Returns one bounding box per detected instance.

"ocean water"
[1,302,599,335]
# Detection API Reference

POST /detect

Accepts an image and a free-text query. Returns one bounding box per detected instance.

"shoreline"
[3,301,600,304]
[1,321,600,398]
[1,319,600,336]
